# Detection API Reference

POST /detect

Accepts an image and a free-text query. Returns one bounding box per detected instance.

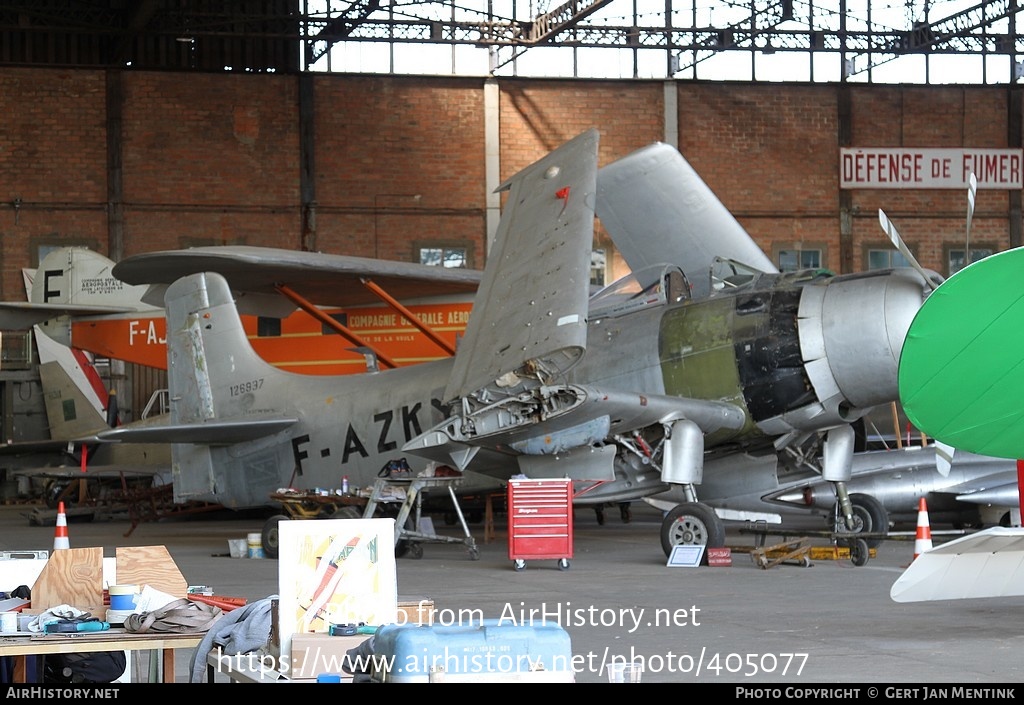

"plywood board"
[115,546,187,598]
[31,547,103,611]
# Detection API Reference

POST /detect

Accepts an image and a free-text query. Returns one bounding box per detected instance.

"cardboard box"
[288,633,367,680]
[397,597,434,626]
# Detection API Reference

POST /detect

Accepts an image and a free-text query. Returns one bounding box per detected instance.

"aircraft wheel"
[835,493,889,549]
[408,542,424,559]
[261,514,288,560]
[660,502,726,561]
[331,506,362,519]
[849,538,870,567]
[44,481,71,509]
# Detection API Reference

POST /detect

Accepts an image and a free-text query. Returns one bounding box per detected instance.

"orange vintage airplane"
[24,247,480,375]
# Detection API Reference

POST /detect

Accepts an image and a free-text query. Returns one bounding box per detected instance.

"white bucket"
[247,532,264,559]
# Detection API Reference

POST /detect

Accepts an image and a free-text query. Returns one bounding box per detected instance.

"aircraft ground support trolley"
[507,478,573,571]
[362,475,479,560]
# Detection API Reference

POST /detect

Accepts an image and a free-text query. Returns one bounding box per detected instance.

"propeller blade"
[934,441,954,478]
[878,209,939,292]
[965,172,977,265]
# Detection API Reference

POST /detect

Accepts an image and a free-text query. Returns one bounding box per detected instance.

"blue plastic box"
[370,620,574,683]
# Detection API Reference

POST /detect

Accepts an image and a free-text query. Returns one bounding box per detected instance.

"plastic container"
[371,620,574,683]
[247,532,264,559]
[0,611,17,633]
[228,538,247,558]
[108,584,138,611]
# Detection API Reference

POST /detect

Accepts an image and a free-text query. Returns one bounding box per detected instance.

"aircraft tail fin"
[27,247,159,347]
[161,270,297,507]
[34,327,110,439]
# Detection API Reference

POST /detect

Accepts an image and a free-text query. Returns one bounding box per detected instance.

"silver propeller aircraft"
[75,129,933,560]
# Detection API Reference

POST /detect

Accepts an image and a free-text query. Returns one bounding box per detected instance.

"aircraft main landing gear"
[660,502,726,563]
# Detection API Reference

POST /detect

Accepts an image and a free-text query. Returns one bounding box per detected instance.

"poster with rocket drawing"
[278,517,398,664]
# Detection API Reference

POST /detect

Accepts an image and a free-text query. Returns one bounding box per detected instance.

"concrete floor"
[1,501,1022,685]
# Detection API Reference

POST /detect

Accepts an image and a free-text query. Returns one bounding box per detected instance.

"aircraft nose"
[799,268,933,416]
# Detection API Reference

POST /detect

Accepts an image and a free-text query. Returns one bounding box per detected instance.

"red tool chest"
[507,478,573,571]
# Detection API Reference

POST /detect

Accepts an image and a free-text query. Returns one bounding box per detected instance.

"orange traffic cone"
[913,497,932,560]
[53,500,70,550]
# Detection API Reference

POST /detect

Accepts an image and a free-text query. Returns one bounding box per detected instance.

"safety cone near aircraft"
[53,500,70,550]
[913,497,933,560]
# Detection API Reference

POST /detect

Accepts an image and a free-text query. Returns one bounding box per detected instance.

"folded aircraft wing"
[443,128,597,400]
[596,142,778,299]
[111,246,483,311]
[404,130,747,478]
[890,527,1024,602]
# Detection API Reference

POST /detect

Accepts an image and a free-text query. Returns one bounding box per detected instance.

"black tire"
[261,514,288,560]
[834,493,888,549]
[849,538,870,567]
[331,506,362,519]
[660,502,726,561]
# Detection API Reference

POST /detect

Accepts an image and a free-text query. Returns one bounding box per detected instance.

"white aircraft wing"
[596,141,778,299]
[890,527,1024,602]
[112,246,483,311]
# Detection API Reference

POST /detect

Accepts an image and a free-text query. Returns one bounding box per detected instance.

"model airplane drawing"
[79,129,934,561]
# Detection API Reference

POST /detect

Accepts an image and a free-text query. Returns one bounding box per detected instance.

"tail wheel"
[660,502,726,562]
[834,493,889,549]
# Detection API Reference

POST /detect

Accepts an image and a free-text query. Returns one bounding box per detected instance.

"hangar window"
[776,247,822,272]
[321,312,347,335]
[946,246,994,276]
[256,317,280,337]
[419,246,468,268]
[31,238,99,267]
[866,247,914,270]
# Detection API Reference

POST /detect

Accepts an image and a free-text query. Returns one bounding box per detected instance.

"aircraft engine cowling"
[796,267,931,417]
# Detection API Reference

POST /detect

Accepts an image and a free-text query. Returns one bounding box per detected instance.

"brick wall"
[0,67,1019,299]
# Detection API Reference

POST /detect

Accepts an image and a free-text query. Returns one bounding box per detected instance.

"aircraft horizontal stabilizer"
[0,302,136,330]
[93,417,297,445]
[890,527,1024,602]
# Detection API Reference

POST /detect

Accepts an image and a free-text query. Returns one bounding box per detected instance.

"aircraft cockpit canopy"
[588,263,689,318]
[709,257,764,292]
